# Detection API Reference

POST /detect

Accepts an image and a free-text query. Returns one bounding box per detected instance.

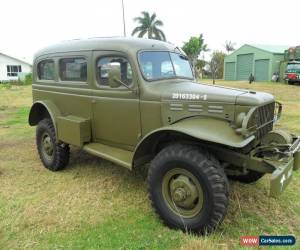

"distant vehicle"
[284,46,300,85]
[28,37,300,234]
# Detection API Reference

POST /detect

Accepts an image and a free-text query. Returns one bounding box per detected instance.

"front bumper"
[266,137,300,197]
[269,157,294,197]
[285,75,300,82]
[209,133,299,197]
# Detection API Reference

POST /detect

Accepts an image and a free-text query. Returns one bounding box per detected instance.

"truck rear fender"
[28,100,61,134]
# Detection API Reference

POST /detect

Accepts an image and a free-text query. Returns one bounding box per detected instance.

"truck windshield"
[287,64,300,70]
[138,51,194,81]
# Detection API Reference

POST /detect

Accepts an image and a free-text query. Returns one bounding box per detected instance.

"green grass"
[0,107,30,126]
[0,82,299,250]
[41,212,183,250]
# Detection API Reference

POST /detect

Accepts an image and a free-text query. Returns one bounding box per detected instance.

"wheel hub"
[42,133,53,157]
[172,187,187,202]
[170,175,198,209]
[162,168,204,218]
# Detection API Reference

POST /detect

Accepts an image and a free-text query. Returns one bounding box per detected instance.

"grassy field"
[0,81,299,250]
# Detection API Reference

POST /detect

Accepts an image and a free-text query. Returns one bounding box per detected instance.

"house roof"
[0,52,32,66]
[247,44,289,54]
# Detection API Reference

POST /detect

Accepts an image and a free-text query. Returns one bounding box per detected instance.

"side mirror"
[108,67,122,88]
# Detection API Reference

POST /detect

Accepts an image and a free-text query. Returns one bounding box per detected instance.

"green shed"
[224,44,288,81]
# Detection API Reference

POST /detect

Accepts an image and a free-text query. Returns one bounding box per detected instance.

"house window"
[59,58,87,82]
[7,65,22,77]
[38,60,55,80]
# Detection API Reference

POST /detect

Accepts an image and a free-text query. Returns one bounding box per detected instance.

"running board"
[83,143,133,170]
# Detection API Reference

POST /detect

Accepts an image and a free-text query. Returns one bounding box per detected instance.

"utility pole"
[121,0,126,36]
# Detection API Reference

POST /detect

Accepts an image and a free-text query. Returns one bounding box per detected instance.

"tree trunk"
[192,58,197,79]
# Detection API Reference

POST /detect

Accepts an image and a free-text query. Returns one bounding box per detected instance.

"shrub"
[24,73,32,85]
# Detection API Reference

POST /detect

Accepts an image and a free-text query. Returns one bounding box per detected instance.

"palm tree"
[131,11,166,41]
[224,41,236,54]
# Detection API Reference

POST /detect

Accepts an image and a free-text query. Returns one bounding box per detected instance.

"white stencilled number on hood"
[172,93,207,100]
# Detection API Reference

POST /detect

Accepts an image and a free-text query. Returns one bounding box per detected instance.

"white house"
[0,53,32,81]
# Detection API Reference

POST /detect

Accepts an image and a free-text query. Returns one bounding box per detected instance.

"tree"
[131,11,166,41]
[224,41,236,54]
[182,34,208,76]
[209,51,226,84]
[195,59,206,79]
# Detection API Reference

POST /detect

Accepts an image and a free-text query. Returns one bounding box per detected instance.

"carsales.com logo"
[240,236,296,247]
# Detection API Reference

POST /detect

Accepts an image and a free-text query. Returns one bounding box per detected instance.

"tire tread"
[36,118,70,171]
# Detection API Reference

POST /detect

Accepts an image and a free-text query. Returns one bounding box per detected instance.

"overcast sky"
[1,0,299,63]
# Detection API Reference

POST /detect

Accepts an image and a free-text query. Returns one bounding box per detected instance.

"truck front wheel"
[36,118,70,171]
[147,144,229,234]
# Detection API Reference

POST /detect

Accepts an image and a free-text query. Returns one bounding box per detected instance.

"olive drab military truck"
[29,37,300,234]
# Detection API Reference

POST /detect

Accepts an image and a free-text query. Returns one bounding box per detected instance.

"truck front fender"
[28,100,61,134]
[167,117,255,148]
[133,117,255,167]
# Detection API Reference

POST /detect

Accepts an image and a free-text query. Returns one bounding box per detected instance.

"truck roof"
[34,37,176,59]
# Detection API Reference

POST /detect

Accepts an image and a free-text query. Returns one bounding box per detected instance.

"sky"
[1,0,299,63]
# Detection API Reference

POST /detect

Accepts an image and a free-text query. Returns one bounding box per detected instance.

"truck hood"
[154,81,274,105]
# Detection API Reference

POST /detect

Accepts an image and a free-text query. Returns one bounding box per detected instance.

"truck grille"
[255,102,275,139]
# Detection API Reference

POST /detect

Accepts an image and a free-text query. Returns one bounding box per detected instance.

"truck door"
[91,51,141,148]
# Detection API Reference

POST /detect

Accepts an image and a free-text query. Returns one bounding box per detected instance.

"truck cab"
[284,46,300,85]
[285,61,300,84]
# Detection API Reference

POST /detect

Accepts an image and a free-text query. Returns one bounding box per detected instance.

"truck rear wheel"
[36,118,70,171]
[147,144,228,234]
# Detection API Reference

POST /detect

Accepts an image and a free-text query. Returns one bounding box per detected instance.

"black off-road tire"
[36,118,70,171]
[227,170,264,184]
[147,144,229,234]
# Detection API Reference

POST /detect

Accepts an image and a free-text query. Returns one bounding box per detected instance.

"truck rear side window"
[37,60,55,80]
[59,58,87,82]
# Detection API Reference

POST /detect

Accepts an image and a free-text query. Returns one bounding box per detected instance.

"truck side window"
[96,56,133,87]
[37,60,55,80]
[59,58,87,82]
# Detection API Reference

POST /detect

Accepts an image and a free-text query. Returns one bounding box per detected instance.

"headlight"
[235,112,246,127]
[235,108,256,137]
